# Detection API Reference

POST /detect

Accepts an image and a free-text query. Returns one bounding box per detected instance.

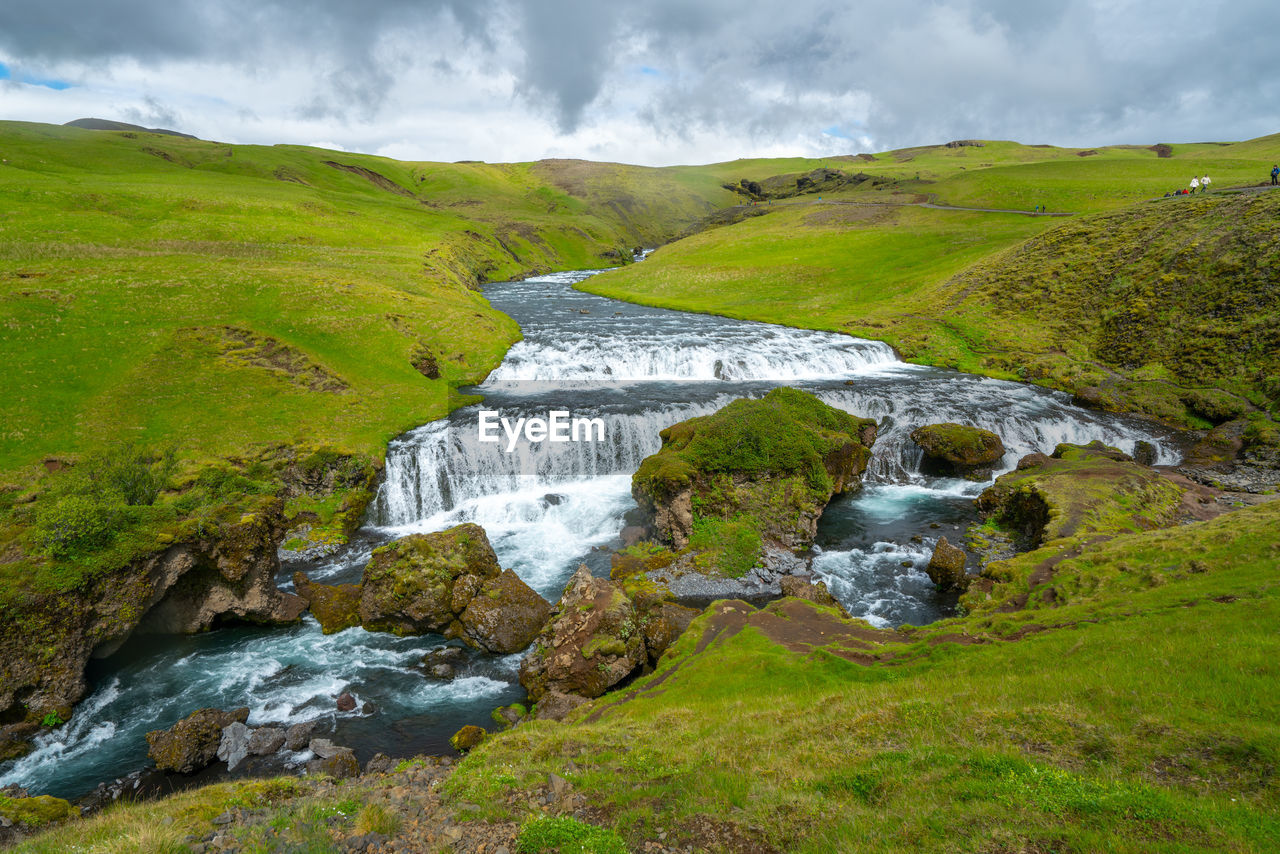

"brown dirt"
[323,161,414,198]
[202,326,348,392]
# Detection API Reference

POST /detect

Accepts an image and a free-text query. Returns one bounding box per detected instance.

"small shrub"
[516,815,627,854]
[40,712,64,728]
[689,515,763,578]
[354,803,401,835]
[81,444,177,506]
[32,493,124,557]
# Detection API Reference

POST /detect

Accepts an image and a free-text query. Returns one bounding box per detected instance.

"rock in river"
[146,707,249,775]
[359,522,550,653]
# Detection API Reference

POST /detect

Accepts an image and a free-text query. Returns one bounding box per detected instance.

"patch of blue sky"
[0,61,72,90]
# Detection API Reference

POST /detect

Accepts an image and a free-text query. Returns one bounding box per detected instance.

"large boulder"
[641,601,699,663]
[779,575,850,616]
[217,721,252,771]
[926,537,968,590]
[632,387,877,550]
[292,572,361,634]
[910,423,1005,477]
[458,569,553,653]
[146,707,249,774]
[519,566,647,702]
[359,523,548,653]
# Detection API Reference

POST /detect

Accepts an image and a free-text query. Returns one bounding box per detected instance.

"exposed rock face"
[359,523,548,653]
[458,569,553,653]
[532,690,589,721]
[247,726,286,756]
[909,423,1005,477]
[926,537,968,590]
[292,572,361,634]
[779,575,850,616]
[284,720,317,751]
[307,749,359,779]
[0,497,303,727]
[146,707,249,775]
[217,722,252,771]
[631,388,877,550]
[450,725,487,752]
[641,601,699,663]
[519,566,647,702]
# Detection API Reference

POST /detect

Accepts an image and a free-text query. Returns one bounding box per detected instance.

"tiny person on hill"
[1272,164,1279,185]
[1201,174,1211,193]
[1190,176,1200,194]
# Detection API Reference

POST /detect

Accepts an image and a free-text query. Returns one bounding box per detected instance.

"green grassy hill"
[582,137,1280,432]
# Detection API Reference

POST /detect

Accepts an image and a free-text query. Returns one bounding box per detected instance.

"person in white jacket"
[1201,175,1211,193]
[1190,177,1200,193]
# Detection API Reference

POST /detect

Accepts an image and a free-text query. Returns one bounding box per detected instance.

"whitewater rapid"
[1,267,1182,799]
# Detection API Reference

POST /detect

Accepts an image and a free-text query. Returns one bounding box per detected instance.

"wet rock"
[217,722,252,771]
[427,663,455,680]
[632,388,876,549]
[0,723,37,763]
[532,690,589,722]
[1133,440,1158,467]
[519,565,647,702]
[449,725,487,752]
[247,726,286,756]
[284,720,317,751]
[364,752,395,775]
[619,525,646,547]
[361,701,376,716]
[292,572,361,634]
[146,707,249,774]
[307,749,359,780]
[926,537,968,591]
[910,423,1005,477]
[336,692,357,712]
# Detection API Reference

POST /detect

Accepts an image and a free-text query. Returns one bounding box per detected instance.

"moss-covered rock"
[910,423,1005,477]
[292,572,361,634]
[358,523,548,653]
[519,566,647,701]
[975,441,1185,548]
[0,794,73,827]
[926,537,968,590]
[450,725,487,752]
[146,707,249,775]
[458,568,552,654]
[641,601,700,664]
[632,387,876,549]
[359,523,499,636]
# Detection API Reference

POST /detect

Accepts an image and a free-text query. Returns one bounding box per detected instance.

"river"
[0,268,1182,800]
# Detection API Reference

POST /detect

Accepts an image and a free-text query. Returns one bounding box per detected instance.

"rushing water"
[1,268,1183,799]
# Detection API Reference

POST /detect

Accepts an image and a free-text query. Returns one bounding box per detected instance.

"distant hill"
[63,117,197,139]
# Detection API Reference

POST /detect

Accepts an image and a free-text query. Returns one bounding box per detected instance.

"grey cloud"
[1,0,1277,154]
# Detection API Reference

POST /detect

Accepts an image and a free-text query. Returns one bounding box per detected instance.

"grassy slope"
[18,500,1280,852]
[581,135,1280,428]
[0,122,735,476]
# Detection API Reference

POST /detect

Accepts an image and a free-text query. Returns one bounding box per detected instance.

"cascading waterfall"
[2,266,1186,801]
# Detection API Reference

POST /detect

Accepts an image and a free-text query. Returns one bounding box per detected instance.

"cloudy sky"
[1,0,1277,165]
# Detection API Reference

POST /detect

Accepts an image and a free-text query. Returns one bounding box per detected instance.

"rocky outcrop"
[910,423,1005,478]
[641,601,699,663]
[292,573,361,634]
[0,496,302,733]
[779,575,850,616]
[632,387,877,550]
[519,566,647,702]
[359,523,550,653]
[146,707,249,774]
[926,537,968,590]
[976,441,1185,548]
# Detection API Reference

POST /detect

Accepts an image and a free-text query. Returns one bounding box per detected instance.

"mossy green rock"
[519,566,647,701]
[450,724,487,752]
[910,423,1005,476]
[359,523,548,653]
[632,387,877,548]
[975,441,1185,548]
[359,523,501,636]
[0,794,73,827]
[926,537,968,590]
[293,572,361,634]
[145,706,249,774]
